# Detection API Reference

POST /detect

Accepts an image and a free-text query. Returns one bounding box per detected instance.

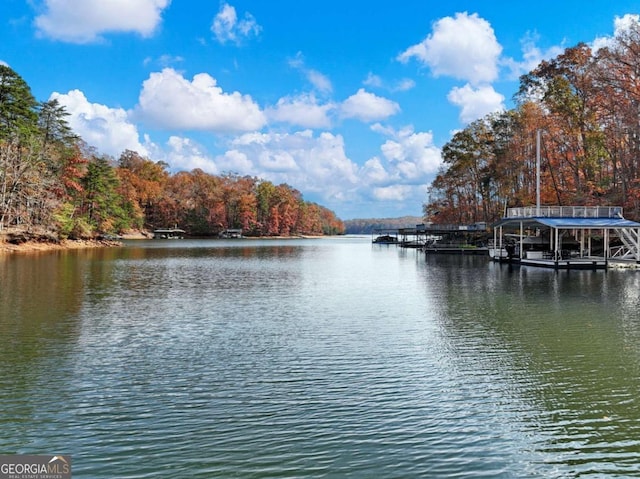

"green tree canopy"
[0,65,38,140]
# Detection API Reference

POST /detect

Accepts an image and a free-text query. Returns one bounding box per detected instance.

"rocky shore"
[0,238,122,254]
[0,229,122,254]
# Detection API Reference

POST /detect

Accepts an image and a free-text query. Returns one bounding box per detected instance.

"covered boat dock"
[153,228,186,239]
[373,222,488,250]
[491,206,640,269]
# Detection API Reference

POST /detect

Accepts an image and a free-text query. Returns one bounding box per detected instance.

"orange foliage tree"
[425,30,640,224]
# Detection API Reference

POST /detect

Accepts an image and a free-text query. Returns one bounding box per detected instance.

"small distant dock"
[153,228,185,239]
[218,228,243,239]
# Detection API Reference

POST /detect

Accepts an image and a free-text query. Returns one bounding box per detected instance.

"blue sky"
[2,1,640,219]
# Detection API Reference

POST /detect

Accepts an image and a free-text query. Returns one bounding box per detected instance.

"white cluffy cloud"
[447,84,505,123]
[398,12,506,125]
[135,68,266,132]
[164,136,218,174]
[266,93,335,129]
[266,88,399,129]
[222,130,359,191]
[211,3,262,45]
[340,89,400,122]
[377,125,443,180]
[51,89,148,157]
[35,0,170,43]
[398,12,502,85]
[363,125,441,205]
[372,184,414,201]
[592,14,640,51]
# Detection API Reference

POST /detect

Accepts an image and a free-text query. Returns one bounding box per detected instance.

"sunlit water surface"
[2,237,640,477]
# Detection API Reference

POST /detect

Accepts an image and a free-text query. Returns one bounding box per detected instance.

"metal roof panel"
[495,216,640,228]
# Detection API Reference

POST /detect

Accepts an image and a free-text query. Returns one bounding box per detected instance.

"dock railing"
[401,222,487,234]
[506,206,623,219]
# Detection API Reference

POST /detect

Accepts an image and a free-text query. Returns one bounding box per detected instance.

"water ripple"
[2,241,640,477]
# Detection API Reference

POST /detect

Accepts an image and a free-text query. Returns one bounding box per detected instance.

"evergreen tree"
[37,98,78,150]
[0,65,38,140]
[81,157,131,234]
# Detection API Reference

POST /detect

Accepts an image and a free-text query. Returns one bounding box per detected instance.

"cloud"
[135,68,266,132]
[363,73,383,88]
[393,78,416,92]
[164,136,218,174]
[360,157,390,185]
[307,70,333,93]
[184,130,360,207]
[229,130,358,184]
[372,184,414,201]
[398,12,502,85]
[211,3,262,45]
[378,126,443,179]
[50,89,148,157]
[503,32,565,78]
[447,83,505,123]
[364,72,416,92]
[289,52,332,94]
[143,54,185,68]
[354,124,442,212]
[592,14,640,51]
[35,0,170,43]
[340,88,400,122]
[266,93,335,128]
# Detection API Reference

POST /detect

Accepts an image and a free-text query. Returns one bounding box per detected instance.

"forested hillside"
[0,66,344,239]
[344,216,423,234]
[425,26,640,225]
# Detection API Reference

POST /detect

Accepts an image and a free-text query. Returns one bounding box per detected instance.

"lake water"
[1,236,640,478]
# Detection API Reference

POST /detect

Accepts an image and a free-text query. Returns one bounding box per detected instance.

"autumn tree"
[518,43,608,203]
[0,66,344,239]
[0,67,87,235]
[425,32,640,224]
[592,23,640,216]
[116,150,169,229]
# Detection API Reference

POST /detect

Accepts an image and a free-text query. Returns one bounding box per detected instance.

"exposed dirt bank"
[0,239,122,254]
[0,230,122,254]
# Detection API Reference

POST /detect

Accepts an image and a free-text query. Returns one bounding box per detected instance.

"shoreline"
[0,237,122,254]
[0,231,339,254]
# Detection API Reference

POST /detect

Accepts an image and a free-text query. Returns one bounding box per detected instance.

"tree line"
[343,216,423,234]
[0,66,344,239]
[425,24,640,225]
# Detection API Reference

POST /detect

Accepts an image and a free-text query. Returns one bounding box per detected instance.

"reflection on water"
[1,239,640,477]
[421,255,640,476]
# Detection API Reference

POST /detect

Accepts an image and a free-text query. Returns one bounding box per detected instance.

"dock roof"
[494,206,640,230]
[494,216,640,229]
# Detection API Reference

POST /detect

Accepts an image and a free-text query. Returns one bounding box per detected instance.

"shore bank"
[0,231,337,254]
[0,235,122,254]
[0,230,122,255]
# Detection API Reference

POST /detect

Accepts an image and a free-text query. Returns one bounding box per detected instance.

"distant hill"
[344,216,424,234]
